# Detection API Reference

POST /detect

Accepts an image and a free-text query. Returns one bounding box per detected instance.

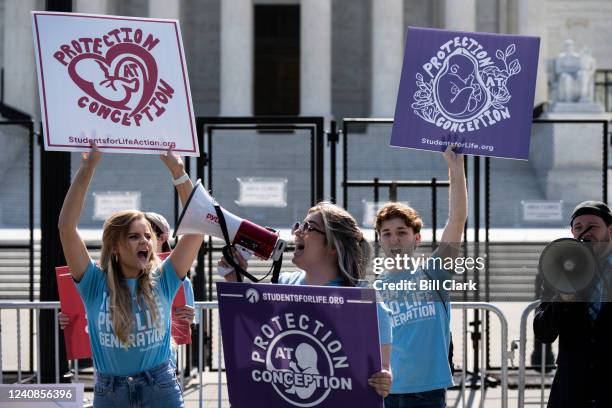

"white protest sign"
[93,191,141,220]
[32,12,198,156]
[522,200,563,222]
[235,178,288,207]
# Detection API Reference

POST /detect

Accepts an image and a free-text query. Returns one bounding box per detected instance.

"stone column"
[443,0,476,31]
[75,0,107,14]
[300,0,331,117]
[220,0,253,115]
[517,0,548,106]
[148,0,179,19]
[371,0,403,117]
[3,0,40,117]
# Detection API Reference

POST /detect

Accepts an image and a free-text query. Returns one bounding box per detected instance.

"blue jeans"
[385,389,446,408]
[93,360,184,408]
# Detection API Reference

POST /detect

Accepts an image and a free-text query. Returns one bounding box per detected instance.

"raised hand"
[159,147,185,178]
[443,143,464,173]
[81,141,101,169]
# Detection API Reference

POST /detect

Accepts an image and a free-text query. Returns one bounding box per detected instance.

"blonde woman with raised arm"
[58,144,203,408]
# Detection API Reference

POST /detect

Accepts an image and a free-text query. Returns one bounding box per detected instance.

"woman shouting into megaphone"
[220,202,394,398]
[58,143,203,408]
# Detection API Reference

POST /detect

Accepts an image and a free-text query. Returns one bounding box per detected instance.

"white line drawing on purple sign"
[251,327,352,408]
[412,38,521,133]
[285,343,319,399]
[264,331,335,407]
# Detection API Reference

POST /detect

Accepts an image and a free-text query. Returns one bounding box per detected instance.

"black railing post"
[485,156,491,370]
[472,155,482,378]
[373,178,380,204]
[329,120,338,204]
[474,156,480,245]
[389,182,397,202]
[431,177,437,244]
[485,156,491,303]
[194,118,206,304]
[38,0,73,384]
[374,178,380,257]
[315,118,325,202]
[342,120,348,208]
[28,122,35,374]
[604,71,610,112]
[39,133,71,382]
[463,157,469,244]
[192,118,207,372]
[174,155,192,227]
[604,120,608,204]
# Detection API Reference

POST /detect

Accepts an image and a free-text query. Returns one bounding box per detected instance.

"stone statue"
[578,47,595,103]
[549,39,580,102]
[546,39,603,113]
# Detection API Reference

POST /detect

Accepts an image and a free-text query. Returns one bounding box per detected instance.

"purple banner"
[217,282,383,408]
[390,27,540,160]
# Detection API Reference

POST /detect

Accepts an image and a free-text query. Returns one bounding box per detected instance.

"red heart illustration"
[68,43,158,117]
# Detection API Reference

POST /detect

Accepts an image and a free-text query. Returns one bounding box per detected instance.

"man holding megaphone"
[534,201,612,408]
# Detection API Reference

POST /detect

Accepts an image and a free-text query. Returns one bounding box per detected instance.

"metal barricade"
[451,302,509,408]
[0,301,61,384]
[1,300,509,408]
[518,300,552,408]
[0,301,222,407]
[198,301,510,408]
[194,301,222,408]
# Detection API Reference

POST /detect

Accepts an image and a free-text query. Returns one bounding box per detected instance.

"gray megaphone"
[538,238,598,295]
[174,180,286,261]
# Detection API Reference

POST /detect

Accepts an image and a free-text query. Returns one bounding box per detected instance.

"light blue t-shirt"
[377,254,453,394]
[76,258,182,376]
[277,270,392,346]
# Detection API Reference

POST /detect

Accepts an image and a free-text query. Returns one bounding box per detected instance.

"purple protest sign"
[390,27,540,160]
[217,282,383,408]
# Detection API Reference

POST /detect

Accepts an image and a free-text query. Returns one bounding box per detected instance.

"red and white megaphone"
[173,180,286,261]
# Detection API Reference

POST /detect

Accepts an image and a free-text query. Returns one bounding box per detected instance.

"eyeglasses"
[291,221,325,236]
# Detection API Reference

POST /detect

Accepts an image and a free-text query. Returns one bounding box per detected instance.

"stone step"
[0,259,40,266]
[0,253,40,261]
[0,283,41,290]
[486,267,538,275]
[0,275,40,282]
[467,294,534,302]
[0,263,38,271]
[0,240,550,299]
[482,277,535,285]
[0,292,39,300]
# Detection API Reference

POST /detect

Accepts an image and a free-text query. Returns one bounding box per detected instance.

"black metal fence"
[595,69,612,112]
[3,113,611,378]
[0,119,35,376]
[191,116,325,369]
